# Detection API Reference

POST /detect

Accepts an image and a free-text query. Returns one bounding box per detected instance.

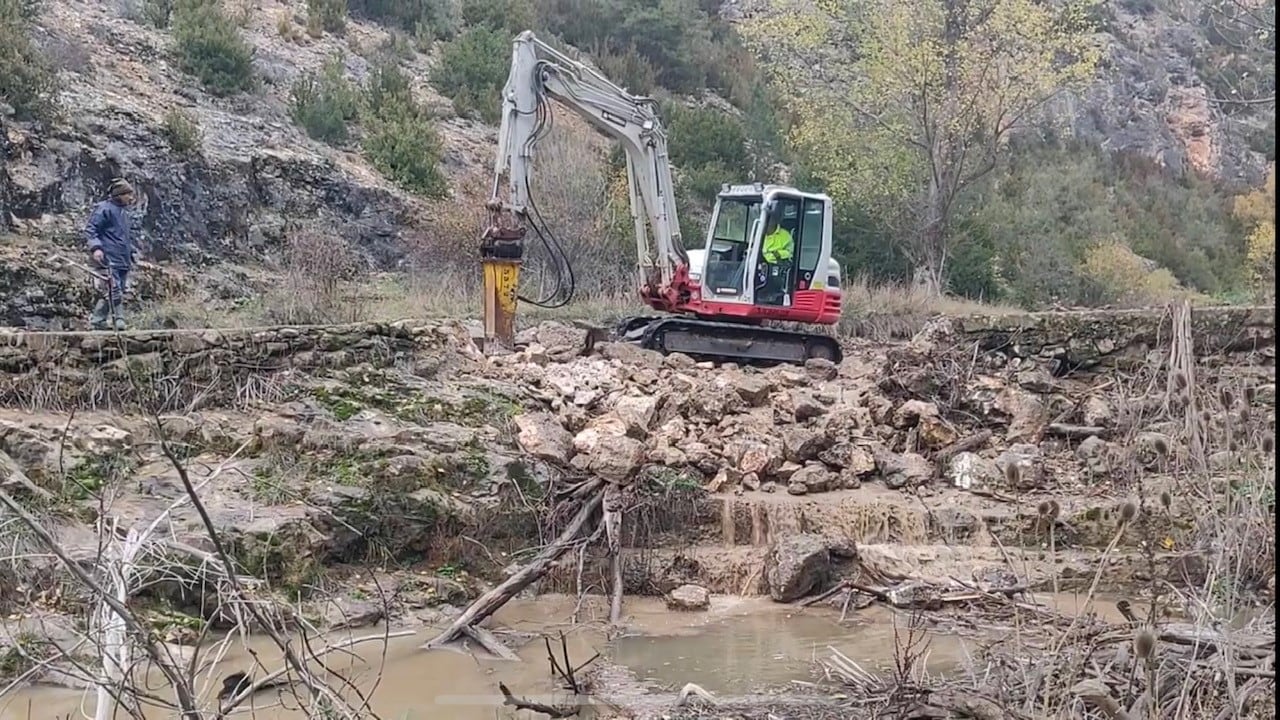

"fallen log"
[422,492,604,654]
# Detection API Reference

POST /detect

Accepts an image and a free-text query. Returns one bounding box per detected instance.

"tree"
[1235,163,1276,300]
[742,0,1100,293]
[0,0,59,120]
[1174,0,1276,107]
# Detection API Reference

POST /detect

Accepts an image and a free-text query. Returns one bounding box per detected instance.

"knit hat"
[108,178,134,198]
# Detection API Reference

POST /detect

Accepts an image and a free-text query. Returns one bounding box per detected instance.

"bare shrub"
[35,31,93,75]
[517,120,633,300]
[261,226,367,325]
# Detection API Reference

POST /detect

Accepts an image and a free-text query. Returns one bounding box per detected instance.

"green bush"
[140,0,173,28]
[363,110,449,198]
[460,0,533,35]
[161,108,203,154]
[363,59,414,115]
[307,0,347,35]
[173,0,255,96]
[290,53,359,144]
[0,0,58,120]
[666,103,750,178]
[432,25,509,123]
[1249,117,1275,162]
[590,42,658,95]
[361,62,448,198]
[349,0,456,39]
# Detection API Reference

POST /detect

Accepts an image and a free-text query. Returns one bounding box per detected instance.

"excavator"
[479,31,845,365]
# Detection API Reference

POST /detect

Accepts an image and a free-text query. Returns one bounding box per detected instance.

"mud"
[0,592,1129,719]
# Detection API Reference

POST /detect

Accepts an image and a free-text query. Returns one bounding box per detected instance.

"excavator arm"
[480,30,692,349]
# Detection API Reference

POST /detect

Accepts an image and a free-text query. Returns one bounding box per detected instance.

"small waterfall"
[750,501,767,546]
[721,497,736,545]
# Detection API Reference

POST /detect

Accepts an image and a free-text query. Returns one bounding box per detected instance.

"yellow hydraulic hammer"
[481,257,520,350]
[479,205,525,352]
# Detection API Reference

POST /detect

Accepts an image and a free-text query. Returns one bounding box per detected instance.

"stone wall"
[941,305,1275,372]
[0,305,1273,410]
[0,321,482,410]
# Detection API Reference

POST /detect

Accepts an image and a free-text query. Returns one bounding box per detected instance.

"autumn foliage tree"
[742,0,1100,293]
[1235,164,1276,300]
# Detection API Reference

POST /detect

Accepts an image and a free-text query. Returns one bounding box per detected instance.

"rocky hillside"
[1,0,618,328]
[1,0,1276,328]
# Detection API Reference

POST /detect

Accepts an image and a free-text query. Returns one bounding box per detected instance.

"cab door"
[792,196,829,294]
[753,194,802,308]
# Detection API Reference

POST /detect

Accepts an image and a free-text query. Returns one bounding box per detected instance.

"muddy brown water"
[0,593,1122,719]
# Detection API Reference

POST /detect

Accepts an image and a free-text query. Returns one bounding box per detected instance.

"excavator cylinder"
[481,258,520,351]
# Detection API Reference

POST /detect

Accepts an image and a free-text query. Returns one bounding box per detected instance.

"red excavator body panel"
[652,273,842,326]
[682,289,842,325]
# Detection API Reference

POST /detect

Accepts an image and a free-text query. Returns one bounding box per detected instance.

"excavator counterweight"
[480,31,845,365]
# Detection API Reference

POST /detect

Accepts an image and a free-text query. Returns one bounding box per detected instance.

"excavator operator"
[762,213,794,265]
[759,211,794,303]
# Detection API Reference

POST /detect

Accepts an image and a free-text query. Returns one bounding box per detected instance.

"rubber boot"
[110,302,127,331]
[89,298,111,330]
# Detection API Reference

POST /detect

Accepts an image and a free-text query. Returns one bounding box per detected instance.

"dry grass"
[135,267,1021,338]
[836,275,1019,340]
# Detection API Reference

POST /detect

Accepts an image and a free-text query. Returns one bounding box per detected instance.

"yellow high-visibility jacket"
[763,226,794,264]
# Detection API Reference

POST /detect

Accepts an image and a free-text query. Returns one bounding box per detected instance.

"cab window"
[798,199,825,276]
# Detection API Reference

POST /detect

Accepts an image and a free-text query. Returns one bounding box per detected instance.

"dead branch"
[422,492,605,653]
[0,488,202,718]
[674,682,717,707]
[1045,423,1108,439]
[498,682,578,718]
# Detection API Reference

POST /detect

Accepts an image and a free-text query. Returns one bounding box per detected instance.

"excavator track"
[613,315,843,365]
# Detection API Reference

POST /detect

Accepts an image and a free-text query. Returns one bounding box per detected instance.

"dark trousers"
[89,265,130,330]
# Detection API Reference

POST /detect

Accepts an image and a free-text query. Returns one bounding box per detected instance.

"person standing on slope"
[85,178,138,330]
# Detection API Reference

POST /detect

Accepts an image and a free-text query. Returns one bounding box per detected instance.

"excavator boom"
[480,31,843,365]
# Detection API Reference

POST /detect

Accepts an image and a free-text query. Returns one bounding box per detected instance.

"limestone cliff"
[726,0,1273,184]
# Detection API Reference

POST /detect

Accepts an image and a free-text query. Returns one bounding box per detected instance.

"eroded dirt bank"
[0,305,1274,718]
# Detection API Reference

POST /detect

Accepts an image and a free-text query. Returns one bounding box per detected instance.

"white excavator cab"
[686,183,842,323]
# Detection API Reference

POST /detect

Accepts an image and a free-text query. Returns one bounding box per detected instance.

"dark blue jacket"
[85,200,134,269]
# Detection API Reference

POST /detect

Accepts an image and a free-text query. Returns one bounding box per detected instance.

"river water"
[0,592,1121,719]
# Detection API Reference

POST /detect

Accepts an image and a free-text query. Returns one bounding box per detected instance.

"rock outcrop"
[765,533,857,602]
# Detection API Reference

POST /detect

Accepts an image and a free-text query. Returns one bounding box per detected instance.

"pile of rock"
[504,338,888,496]
[496,317,1275,499]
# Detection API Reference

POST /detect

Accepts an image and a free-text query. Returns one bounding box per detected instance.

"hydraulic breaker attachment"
[481,259,520,350]
[480,219,525,352]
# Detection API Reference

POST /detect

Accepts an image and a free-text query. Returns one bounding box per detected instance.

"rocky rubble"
[498,308,1274,505]
[0,305,1274,641]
